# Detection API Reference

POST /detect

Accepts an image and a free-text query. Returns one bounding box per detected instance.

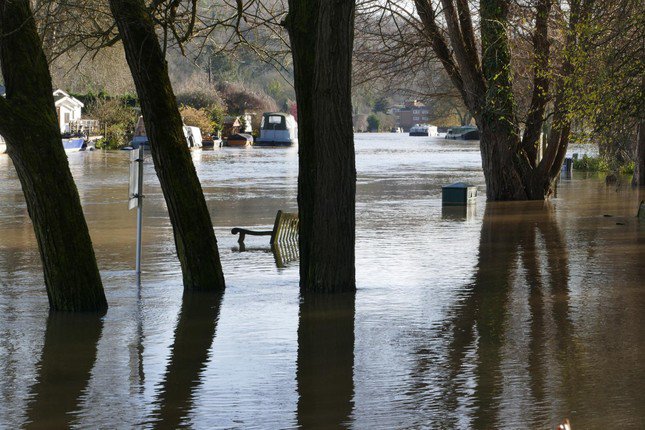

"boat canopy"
[261,113,296,131]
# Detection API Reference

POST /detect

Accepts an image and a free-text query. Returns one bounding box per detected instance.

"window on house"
[413,116,419,121]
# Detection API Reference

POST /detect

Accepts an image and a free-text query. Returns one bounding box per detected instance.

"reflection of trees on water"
[440,202,578,428]
[297,292,355,429]
[24,313,103,429]
[149,291,224,429]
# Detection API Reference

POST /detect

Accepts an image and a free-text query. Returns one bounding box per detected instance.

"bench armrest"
[231,227,273,244]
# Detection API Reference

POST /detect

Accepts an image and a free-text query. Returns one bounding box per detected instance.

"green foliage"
[373,96,390,113]
[86,97,137,149]
[364,113,396,132]
[573,155,635,178]
[620,161,635,175]
[367,114,380,132]
[266,79,292,107]
[95,124,130,150]
[565,2,643,166]
[573,155,610,172]
[208,104,226,131]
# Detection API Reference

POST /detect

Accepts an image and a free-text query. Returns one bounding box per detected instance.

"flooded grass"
[0,134,643,428]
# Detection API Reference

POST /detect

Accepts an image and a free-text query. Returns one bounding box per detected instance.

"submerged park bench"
[231,210,299,246]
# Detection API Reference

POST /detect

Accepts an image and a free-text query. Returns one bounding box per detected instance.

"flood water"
[0,134,643,429]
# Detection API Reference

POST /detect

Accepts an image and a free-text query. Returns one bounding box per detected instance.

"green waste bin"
[442,182,477,206]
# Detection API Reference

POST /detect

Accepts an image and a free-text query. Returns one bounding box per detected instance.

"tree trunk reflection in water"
[439,202,578,428]
[297,292,355,428]
[23,314,103,429]
[149,291,224,428]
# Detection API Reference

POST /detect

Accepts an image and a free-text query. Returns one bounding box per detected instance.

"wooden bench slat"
[232,210,299,245]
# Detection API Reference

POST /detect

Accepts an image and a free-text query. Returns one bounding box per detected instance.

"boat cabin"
[445,126,479,140]
[255,113,298,146]
[409,124,438,137]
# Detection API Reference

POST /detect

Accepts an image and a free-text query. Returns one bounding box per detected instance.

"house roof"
[53,89,84,109]
[223,116,241,126]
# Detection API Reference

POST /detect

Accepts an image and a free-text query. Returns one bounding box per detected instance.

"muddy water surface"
[0,134,643,429]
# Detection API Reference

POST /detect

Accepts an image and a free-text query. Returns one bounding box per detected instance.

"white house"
[53,89,84,133]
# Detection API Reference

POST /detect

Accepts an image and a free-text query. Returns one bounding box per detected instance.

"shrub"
[179,105,214,133]
[86,97,137,149]
[217,82,278,114]
[367,114,380,132]
[620,161,635,175]
[175,90,224,110]
[573,155,610,172]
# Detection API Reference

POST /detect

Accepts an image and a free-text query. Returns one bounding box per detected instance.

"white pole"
[135,146,144,278]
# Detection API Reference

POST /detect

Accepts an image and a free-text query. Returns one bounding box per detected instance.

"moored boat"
[445,125,479,140]
[183,126,203,148]
[62,137,95,152]
[126,121,203,150]
[409,124,438,137]
[223,133,254,147]
[254,112,298,147]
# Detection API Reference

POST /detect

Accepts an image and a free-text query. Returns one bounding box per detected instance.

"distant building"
[395,100,431,131]
[386,104,403,115]
[222,116,242,138]
[53,89,84,133]
[241,113,253,133]
[0,87,95,139]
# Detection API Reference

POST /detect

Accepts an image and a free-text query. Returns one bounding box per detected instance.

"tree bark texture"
[286,0,357,293]
[0,0,107,311]
[633,72,645,186]
[415,0,577,200]
[109,0,225,291]
[633,114,645,187]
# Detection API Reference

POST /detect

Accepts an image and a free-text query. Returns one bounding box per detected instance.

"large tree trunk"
[479,0,530,200]
[0,0,107,311]
[415,0,577,201]
[109,0,225,291]
[286,0,356,293]
[479,125,528,200]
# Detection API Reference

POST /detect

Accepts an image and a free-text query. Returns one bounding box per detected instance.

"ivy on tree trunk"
[415,0,586,200]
